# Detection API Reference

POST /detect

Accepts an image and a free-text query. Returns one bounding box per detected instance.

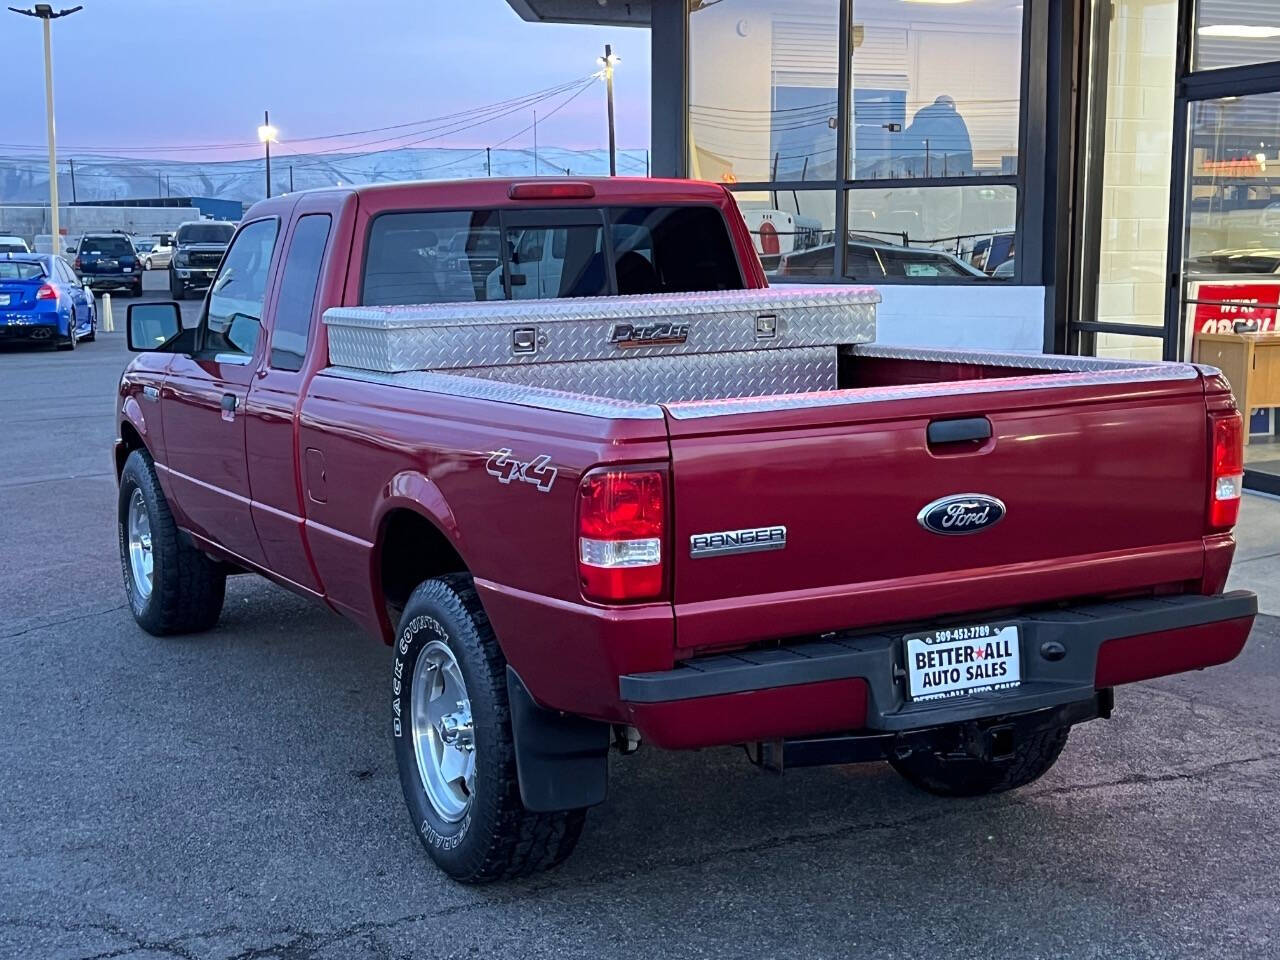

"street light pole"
[9,5,82,250]
[257,110,277,199]
[599,44,619,177]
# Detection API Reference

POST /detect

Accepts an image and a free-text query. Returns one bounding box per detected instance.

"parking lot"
[2,274,1279,959]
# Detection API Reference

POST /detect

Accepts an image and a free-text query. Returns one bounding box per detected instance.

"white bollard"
[101,293,114,333]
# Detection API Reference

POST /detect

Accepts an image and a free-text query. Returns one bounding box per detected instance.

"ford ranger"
[115,177,1256,884]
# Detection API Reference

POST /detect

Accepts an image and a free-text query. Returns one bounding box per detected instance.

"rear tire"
[118,449,226,636]
[392,574,585,883]
[57,320,76,351]
[889,725,1070,797]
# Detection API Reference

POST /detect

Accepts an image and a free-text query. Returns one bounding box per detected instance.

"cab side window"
[270,214,332,372]
[204,218,279,359]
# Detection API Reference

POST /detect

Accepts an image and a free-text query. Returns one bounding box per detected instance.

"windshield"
[80,237,133,257]
[0,261,45,280]
[177,223,235,245]
[0,242,27,254]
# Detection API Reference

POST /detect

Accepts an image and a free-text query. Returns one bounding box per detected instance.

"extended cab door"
[243,192,354,595]
[161,217,283,567]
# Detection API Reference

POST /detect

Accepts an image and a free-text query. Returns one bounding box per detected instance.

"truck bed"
[314,287,1227,665]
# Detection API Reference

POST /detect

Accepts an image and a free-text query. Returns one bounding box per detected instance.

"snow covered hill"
[0,146,652,205]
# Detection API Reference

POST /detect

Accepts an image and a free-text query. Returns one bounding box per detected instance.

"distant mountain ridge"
[0,146,652,204]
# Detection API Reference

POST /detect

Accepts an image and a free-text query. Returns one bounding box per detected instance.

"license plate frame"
[904,622,1022,702]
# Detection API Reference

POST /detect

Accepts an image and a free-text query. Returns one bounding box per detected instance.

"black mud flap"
[506,667,610,813]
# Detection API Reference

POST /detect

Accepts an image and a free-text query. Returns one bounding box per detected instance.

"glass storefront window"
[1181,92,1280,338]
[846,0,1023,180]
[732,189,836,278]
[689,0,839,184]
[1194,0,1280,71]
[844,185,1017,281]
[1078,0,1179,334]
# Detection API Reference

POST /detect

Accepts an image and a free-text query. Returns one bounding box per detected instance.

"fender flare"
[369,470,468,638]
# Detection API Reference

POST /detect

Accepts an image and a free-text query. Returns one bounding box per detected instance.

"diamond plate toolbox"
[322,286,879,373]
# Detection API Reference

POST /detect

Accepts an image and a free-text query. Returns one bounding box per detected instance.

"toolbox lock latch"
[755,313,778,340]
[512,327,539,355]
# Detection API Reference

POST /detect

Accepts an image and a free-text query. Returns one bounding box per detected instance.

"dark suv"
[168,220,236,300]
[74,234,143,296]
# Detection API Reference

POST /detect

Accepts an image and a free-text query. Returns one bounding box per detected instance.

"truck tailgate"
[664,369,1211,651]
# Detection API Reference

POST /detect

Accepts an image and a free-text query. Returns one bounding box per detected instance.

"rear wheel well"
[377,509,468,628]
[117,421,145,478]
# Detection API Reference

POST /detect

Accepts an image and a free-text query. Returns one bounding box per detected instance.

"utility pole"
[486,146,491,177]
[533,110,539,176]
[9,5,83,250]
[257,110,277,199]
[288,164,294,192]
[157,171,162,197]
[600,44,619,177]
[68,156,76,203]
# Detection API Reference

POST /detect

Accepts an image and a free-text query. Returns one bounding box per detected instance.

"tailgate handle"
[927,417,992,446]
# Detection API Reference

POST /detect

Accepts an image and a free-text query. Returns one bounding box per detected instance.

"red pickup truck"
[116,177,1256,884]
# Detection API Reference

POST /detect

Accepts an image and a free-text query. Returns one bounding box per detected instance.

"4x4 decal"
[485,448,558,493]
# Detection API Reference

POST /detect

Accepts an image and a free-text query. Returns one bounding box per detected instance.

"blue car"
[0,254,97,349]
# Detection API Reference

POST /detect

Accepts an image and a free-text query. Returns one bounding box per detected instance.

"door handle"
[220,393,238,413]
[927,417,992,446]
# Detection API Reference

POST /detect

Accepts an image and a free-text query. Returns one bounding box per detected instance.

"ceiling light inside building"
[1198,24,1280,39]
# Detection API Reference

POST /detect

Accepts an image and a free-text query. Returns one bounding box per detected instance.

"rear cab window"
[361,205,744,306]
[79,236,133,257]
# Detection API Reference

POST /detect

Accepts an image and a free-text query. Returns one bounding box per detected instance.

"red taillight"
[758,220,780,256]
[508,181,596,200]
[73,257,81,271]
[36,283,57,300]
[1209,411,1244,531]
[577,467,666,603]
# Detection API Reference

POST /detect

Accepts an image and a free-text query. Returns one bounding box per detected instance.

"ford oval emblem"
[917,493,1006,535]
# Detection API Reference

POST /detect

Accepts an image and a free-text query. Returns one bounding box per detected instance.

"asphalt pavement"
[2,278,1279,959]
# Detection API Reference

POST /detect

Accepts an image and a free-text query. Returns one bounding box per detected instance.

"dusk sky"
[5,0,652,161]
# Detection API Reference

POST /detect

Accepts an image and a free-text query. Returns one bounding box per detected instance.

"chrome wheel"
[411,640,476,822]
[126,488,154,600]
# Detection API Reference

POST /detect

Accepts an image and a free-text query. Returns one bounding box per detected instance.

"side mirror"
[127,301,182,352]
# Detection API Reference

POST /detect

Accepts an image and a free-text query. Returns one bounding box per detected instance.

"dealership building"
[508,0,1280,483]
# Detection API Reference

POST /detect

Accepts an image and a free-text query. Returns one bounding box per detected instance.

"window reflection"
[688,0,1022,185]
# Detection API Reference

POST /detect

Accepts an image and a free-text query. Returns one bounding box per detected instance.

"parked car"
[740,208,824,272]
[73,233,143,296]
[116,177,1255,884]
[778,237,990,280]
[140,237,173,270]
[1186,249,1280,275]
[168,220,235,299]
[0,235,31,254]
[0,253,96,348]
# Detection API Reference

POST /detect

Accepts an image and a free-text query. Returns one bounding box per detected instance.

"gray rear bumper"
[620,591,1257,732]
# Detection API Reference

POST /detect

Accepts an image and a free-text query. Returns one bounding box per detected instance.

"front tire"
[889,725,1070,797]
[118,449,226,636]
[392,574,585,883]
[169,271,186,300]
